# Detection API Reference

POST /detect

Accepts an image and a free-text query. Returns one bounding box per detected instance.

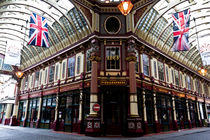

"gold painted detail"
[89,55,101,62]
[126,55,137,62]
[106,56,120,60]
[100,79,127,86]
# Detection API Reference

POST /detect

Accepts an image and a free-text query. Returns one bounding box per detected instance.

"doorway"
[102,86,127,135]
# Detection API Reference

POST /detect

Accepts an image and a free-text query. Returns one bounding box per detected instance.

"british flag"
[28,13,49,48]
[172,9,190,51]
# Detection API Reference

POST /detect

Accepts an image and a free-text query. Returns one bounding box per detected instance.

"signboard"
[93,103,100,112]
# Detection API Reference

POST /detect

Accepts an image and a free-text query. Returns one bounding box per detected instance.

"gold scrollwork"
[89,55,101,62]
[126,55,137,62]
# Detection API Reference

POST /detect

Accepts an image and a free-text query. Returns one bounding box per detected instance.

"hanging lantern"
[105,0,110,3]
[198,66,207,76]
[118,0,133,16]
[15,71,24,79]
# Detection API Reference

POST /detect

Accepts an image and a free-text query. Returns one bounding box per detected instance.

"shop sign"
[172,91,185,98]
[205,99,210,104]
[197,97,204,102]
[93,103,100,112]
[100,79,127,86]
[156,87,169,94]
[186,95,196,100]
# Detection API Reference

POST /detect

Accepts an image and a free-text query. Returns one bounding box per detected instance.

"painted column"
[142,89,148,134]
[153,92,160,133]
[23,99,29,127]
[196,101,202,127]
[36,96,42,128]
[186,99,192,128]
[4,104,12,125]
[10,83,20,126]
[172,96,178,130]
[85,39,101,136]
[53,80,61,131]
[78,89,83,133]
[204,102,208,124]
[126,39,143,136]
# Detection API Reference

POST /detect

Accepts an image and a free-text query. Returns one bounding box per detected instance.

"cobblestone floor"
[0,125,209,140]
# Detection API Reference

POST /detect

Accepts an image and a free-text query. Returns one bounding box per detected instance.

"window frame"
[142,53,150,76]
[105,46,121,71]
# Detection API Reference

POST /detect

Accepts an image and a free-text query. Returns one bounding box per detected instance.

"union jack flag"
[28,13,49,48]
[172,9,190,51]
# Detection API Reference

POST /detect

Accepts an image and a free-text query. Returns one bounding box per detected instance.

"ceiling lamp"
[15,71,24,79]
[118,0,133,16]
[198,66,207,76]
[105,0,110,3]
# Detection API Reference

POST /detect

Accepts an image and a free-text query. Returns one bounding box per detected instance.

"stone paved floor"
[0,125,210,140]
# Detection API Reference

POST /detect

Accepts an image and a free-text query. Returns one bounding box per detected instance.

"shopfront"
[26,98,39,128]
[40,95,56,129]
[175,97,187,129]
[156,93,172,131]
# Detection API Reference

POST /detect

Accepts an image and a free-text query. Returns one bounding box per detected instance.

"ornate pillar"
[85,39,101,136]
[4,104,12,125]
[196,101,202,127]
[36,92,42,128]
[142,89,148,134]
[53,80,61,131]
[172,96,178,130]
[23,99,29,127]
[186,99,192,128]
[126,39,143,136]
[153,91,160,133]
[78,88,84,133]
[10,83,20,126]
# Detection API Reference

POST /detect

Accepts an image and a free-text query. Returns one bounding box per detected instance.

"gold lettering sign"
[100,79,127,86]
[205,99,210,104]
[106,56,120,61]
[157,87,169,93]
[186,95,196,100]
[197,97,204,102]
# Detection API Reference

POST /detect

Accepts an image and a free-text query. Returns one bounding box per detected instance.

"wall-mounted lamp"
[15,71,24,79]
[198,66,207,76]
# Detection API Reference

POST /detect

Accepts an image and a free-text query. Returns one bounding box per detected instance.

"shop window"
[39,71,42,86]
[156,94,172,131]
[55,64,59,81]
[175,70,179,86]
[68,56,75,77]
[145,93,154,125]
[34,71,40,88]
[45,69,48,84]
[154,61,157,78]
[58,92,80,128]
[180,74,183,87]
[158,61,164,81]
[196,79,201,94]
[31,74,34,88]
[143,54,149,76]
[62,62,66,79]
[86,49,92,72]
[18,101,26,122]
[166,66,169,82]
[27,98,39,122]
[106,47,120,70]
[49,65,55,83]
[186,75,191,90]
[77,56,81,74]
[171,69,175,84]
[24,76,28,90]
[41,96,56,124]
[135,50,139,72]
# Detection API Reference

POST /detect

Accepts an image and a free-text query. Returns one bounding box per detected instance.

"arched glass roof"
[135,0,210,79]
[0,0,209,79]
[0,0,91,69]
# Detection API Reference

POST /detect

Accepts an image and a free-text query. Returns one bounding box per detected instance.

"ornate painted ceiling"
[0,0,209,79]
